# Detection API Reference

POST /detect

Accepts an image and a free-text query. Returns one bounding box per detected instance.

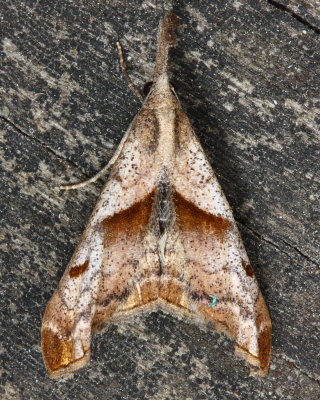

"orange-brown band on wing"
[174,191,230,238]
[101,191,155,240]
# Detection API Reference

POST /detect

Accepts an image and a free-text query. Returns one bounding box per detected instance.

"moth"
[42,12,271,379]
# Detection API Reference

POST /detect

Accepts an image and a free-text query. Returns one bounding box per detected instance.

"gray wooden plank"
[1,0,319,399]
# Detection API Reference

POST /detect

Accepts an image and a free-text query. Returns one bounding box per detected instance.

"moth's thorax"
[155,108,176,168]
[143,73,180,110]
[142,74,180,170]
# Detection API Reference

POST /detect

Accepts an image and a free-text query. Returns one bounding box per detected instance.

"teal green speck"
[208,295,219,307]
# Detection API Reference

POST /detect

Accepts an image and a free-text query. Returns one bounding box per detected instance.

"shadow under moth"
[42,12,272,379]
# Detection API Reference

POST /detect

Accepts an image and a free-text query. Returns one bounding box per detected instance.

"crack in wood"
[277,352,320,385]
[267,0,320,34]
[239,222,317,268]
[0,115,97,182]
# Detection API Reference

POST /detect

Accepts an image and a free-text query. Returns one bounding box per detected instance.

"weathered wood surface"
[272,0,320,31]
[1,0,319,399]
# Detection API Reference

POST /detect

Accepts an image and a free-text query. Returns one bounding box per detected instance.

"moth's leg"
[116,41,144,103]
[60,163,113,190]
[60,43,144,191]
[60,121,134,190]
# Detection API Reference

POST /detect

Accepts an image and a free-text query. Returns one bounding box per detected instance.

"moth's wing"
[163,109,271,376]
[41,109,161,379]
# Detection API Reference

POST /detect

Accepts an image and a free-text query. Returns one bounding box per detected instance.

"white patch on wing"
[174,137,233,219]
[227,230,258,294]
[238,318,259,356]
[89,138,157,226]
[92,179,122,223]
[72,229,104,359]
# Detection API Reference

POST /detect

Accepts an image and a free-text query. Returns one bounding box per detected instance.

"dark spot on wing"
[242,260,254,277]
[69,260,89,278]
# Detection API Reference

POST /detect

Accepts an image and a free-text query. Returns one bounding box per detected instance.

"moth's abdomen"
[157,172,172,235]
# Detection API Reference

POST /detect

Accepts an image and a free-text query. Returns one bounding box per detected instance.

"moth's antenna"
[153,12,180,80]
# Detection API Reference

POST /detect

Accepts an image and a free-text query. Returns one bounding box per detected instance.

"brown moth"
[42,12,271,379]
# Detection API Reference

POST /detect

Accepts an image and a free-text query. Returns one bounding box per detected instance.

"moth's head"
[142,74,180,109]
[143,80,178,99]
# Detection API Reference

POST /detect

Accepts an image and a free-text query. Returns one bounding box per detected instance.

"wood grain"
[1,0,319,398]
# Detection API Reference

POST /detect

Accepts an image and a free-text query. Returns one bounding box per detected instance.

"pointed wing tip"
[235,339,271,377]
[42,327,90,380]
